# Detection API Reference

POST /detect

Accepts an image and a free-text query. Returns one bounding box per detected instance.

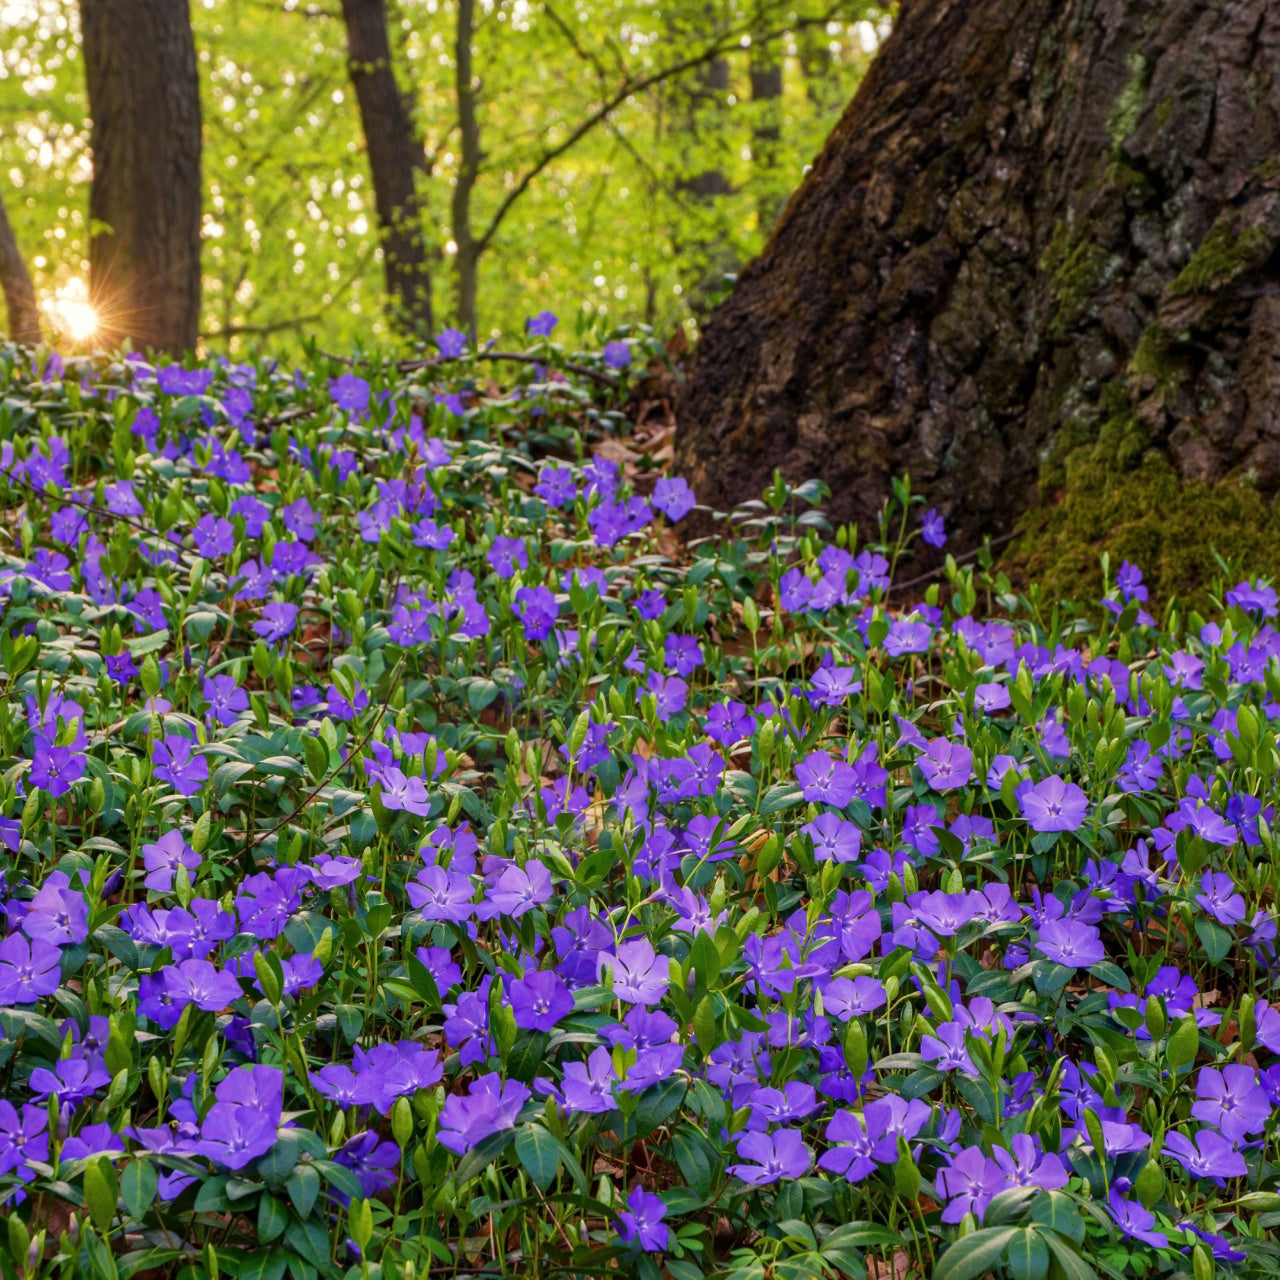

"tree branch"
[473,6,845,258]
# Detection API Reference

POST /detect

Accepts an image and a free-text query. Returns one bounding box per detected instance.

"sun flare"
[46,281,99,342]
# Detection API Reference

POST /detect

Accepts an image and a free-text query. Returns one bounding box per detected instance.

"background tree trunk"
[80,0,202,356]
[749,37,783,232]
[450,0,480,332]
[341,0,435,337]
[0,191,41,345]
[675,0,1280,548]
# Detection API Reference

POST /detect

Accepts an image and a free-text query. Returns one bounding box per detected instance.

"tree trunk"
[80,0,202,357]
[341,0,434,338]
[675,0,1280,548]
[749,38,783,232]
[450,0,480,332]
[0,190,41,345]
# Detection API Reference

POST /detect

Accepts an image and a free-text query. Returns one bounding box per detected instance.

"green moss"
[1107,53,1148,153]
[1009,450,1280,611]
[1169,221,1272,296]
[1040,221,1110,339]
[1126,324,1183,403]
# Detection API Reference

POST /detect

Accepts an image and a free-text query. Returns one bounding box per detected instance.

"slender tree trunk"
[80,0,201,356]
[0,191,41,345]
[451,0,480,332]
[749,37,783,232]
[676,0,1280,546]
[340,0,434,337]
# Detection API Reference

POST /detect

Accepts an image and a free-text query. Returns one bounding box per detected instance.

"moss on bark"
[1009,448,1280,610]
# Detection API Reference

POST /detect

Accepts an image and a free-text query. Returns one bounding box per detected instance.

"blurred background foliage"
[0,0,885,353]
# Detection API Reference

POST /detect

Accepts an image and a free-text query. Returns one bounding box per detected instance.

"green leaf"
[933,1227,1018,1280]
[286,1164,321,1219]
[671,1130,712,1198]
[257,1193,288,1243]
[84,1154,119,1233]
[303,735,329,782]
[1194,916,1232,966]
[1030,1193,1085,1246]
[515,1125,561,1189]
[453,1129,516,1184]
[120,1159,157,1220]
[1005,1229,1049,1280]
[1042,1231,1103,1280]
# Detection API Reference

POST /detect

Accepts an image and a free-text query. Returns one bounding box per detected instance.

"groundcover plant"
[1,327,1280,1280]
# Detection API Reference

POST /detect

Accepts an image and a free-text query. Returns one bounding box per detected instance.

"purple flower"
[508,969,573,1032]
[379,767,432,817]
[918,739,973,791]
[602,340,632,371]
[329,372,371,415]
[29,1057,111,1106]
[142,830,201,892]
[164,958,243,1011]
[0,1102,49,1180]
[152,736,210,797]
[802,813,862,863]
[728,1129,812,1184]
[157,366,214,396]
[437,1073,531,1153]
[253,601,299,644]
[1163,1130,1247,1185]
[334,1131,401,1201]
[193,514,235,558]
[535,465,577,509]
[29,735,85,798]
[407,866,477,922]
[1106,1190,1168,1249]
[598,939,670,1005]
[651,477,695,522]
[1190,1066,1270,1142]
[437,327,468,358]
[617,1184,669,1251]
[196,1102,278,1170]
[483,861,552,918]
[920,507,946,548]
[1017,775,1089,832]
[1035,919,1105,968]
[526,310,558,337]
[514,586,558,640]
[203,674,249,727]
[818,1096,930,1182]
[1225,579,1278,618]
[936,1147,1005,1223]
[795,751,857,808]
[542,1047,618,1114]
[1196,871,1247,928]
[0,933,63,1003]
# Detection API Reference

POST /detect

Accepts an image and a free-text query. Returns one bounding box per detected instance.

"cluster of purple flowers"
[3,339,1280,1276]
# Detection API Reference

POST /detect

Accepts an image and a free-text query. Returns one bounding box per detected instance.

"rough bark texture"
[341,0,434,337]
[81,0,202,356]
[0,191,41,345]
[675,0,1280,547]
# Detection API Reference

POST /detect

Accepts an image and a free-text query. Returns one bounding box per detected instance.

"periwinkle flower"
[1017,775,1089,832]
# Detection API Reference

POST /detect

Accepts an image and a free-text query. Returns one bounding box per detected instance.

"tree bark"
[0,190,41,345]
[450,0,480,332]
[675,0,1280,547]
[749,37,783,232]
[80,0,202,356]
[341,0,435,338]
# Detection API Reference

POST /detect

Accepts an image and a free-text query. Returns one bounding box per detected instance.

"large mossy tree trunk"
[675,0,1280,552]
[81,0,202,357]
